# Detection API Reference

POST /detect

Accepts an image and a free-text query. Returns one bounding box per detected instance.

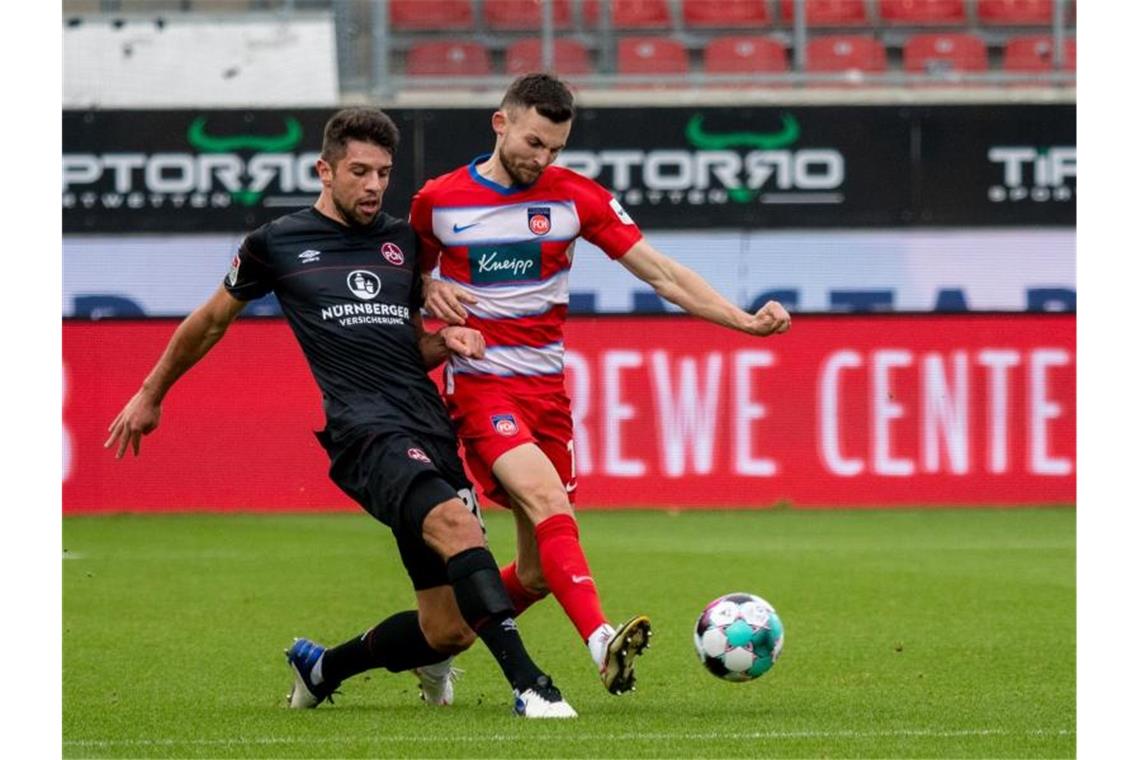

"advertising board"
[64,315,1074,512]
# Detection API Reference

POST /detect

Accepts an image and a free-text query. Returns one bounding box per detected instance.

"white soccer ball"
[693,592,784,682]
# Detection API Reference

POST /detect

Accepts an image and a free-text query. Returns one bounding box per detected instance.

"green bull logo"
[62,116,320,212]
[558,112,844,208]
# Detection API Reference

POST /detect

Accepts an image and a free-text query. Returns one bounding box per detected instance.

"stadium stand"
[63,14,338,106]
[805,34,888,72]
[390,0,475,31]
[903,32,988,73]
[704,36,788,73]
[405,39,492,76]
[1002,34,1075,71]
[617,35,690,74]
[682,0,772,28]
[62,0,1078,92]
[879,0,968,26]
[506,38,595,75]
[778,0,869,26]
[484,0,575,30]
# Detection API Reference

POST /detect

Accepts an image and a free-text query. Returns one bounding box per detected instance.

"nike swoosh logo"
[452,222,481,233]
[685,113,800,150]
[571,574,594,585]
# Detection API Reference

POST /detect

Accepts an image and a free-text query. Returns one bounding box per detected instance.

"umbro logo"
[298,249,321,263]
[452,222,480,233]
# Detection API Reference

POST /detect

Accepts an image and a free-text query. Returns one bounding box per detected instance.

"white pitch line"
[64,728,1073,748]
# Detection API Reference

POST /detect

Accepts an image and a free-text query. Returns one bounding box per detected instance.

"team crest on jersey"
[226,254,241,286]
[491,414,519,437]
[527,207,552,236]
[380,242,405,266]
[407,448,432,464]
[346,270,381,300]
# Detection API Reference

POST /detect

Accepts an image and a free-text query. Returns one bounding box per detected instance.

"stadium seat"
[903,33,987,73]
[778,0,869,26]
[390,0,475,31]
[1002,35,1075,71]
[682,0,771,28]
[977,0,1053,26]
[879,0,967,25]
[617,36,690,75]
[582,0,673,29]
[805,35,887,72]
[704,36,788,73]
[405,40,491,77]
[506,38,594,75]
[483,0,573,31]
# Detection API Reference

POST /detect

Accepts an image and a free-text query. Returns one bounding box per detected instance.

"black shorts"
[317,428,479,590]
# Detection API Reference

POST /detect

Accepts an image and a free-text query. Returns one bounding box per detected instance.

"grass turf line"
[63,508,1075,758]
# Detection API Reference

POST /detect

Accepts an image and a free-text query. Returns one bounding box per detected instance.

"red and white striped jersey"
[410,155,643,383]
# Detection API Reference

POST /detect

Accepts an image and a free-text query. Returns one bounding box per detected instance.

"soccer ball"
[694,592,784,682]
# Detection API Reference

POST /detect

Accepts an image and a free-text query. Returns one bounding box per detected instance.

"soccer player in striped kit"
[410,74,791,696]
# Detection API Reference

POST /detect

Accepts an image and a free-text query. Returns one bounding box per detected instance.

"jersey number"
[456,487,485,532]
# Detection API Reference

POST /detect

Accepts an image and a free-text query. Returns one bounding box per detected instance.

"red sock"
[534,513,607,640]
[499,562,546,616]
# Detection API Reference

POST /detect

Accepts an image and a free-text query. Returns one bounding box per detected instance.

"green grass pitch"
[63,508,1074,758]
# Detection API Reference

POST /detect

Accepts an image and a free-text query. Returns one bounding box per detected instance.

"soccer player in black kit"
[104,108,577,718]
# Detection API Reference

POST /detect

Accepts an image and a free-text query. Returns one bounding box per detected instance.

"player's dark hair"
[321,107,400,165]
[501,73,574,123]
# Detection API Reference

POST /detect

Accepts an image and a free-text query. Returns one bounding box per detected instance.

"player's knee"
[422,498,485,557]
[515,484,572,522]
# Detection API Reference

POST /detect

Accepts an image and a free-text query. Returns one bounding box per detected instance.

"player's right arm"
[410,182,477,325]
[105,286,247,458]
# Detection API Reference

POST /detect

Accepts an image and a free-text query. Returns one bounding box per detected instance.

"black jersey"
[224,207,455,442]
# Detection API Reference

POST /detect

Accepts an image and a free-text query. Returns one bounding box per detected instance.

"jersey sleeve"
[410,184,443,272]
[573,176,643,260]
[223,225,275,301]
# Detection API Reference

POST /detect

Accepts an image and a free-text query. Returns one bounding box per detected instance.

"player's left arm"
[413,311,486,370]
[618,239,791,337]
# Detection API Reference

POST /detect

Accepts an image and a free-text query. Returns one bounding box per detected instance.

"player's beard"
[332,192,380,228]
[500,149,541,187]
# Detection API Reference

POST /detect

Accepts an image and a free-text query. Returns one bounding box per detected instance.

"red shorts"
[444,374,577,508]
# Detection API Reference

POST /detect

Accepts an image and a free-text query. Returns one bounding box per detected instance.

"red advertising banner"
[63,315,1074,513]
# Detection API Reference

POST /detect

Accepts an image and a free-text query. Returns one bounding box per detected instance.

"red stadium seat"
[903,33,988,73]
[977,0,1053,25]
[704,36,788,73]
[682,0,771,28]
[405,40,491,77]
[506,38,594,76]
[805,35,887,72]
[617,36,690,75]
[1003,35,1075,71]
[483,0,573,31]
[582,0,673,29]
[778,0,869,26]
[390,0,474,31]
[879,0,966,25]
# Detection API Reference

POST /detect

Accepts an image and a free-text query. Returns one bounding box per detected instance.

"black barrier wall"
[63,105,1074,233]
